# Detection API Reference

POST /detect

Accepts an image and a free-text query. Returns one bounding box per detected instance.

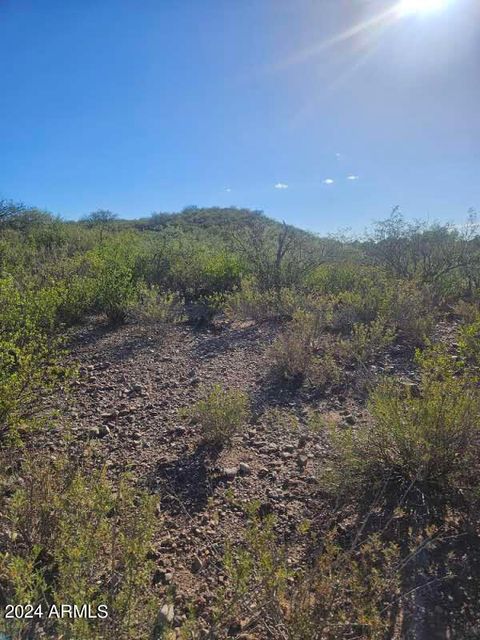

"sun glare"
[397,0,451,15]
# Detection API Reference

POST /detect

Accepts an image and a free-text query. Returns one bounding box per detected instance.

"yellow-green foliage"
[289,532,400,640]
[307,263,389,297]
[90,234,142,323]
[322,345,480,497]
[386,281,433,346]
[458,317,480,370]
[269,311,319,383]
[269,311,341,388]
[0,277,68,443]
[187,384,250,446]
[209,504,400,640]
[345,316,396,365]
[144,235,243,300]
[226,277,300,321]
[0,456,158,640]
[452,299,480,325]
[308,265,433,346]
[134,285,185,324]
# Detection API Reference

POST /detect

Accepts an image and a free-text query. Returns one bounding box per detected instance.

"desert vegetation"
[1,199,480,638]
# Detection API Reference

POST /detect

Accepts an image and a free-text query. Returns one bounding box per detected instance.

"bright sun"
[397,0,451,15]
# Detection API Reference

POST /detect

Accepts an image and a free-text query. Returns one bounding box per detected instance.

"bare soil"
[31,316,458,632]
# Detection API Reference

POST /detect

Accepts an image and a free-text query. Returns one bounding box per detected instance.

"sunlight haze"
[0,0,478,232]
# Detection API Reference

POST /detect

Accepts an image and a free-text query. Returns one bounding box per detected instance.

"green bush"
[307,263,388,296]
[269,312,342,389]
[134,285,185,324]
[344,316,396,365]
[385,281,433,346]
[144,235,243,301]
[205,504,400,640]
[226,277,299,321]
[269,311,319,384]
[186,384,250,447]
[0,277,67,443]
[0,456,158,640]
[451,299,480,325]
[321,345,480,498]
[458,318,480,370]
[91,236,141,323]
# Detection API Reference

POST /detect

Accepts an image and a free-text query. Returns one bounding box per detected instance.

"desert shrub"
[144,236,243,301]
[458,318,480,370]
[385,281,433,346]
[288,532,400,640]
[269,312,342,388]
[184,292,227,326]
[226,277,299,321]
[308,264,393,333]
[344,316,396,365]
[321,345,480,499]
[307,262,363,294]
[451,299,480,325]
[330,287,390,334]
[53,275,98,325]
[91,236,141,323]
[187,384,250,447]
[205,505,400,640]
[171,247,241,300]
[0,277,68,443]
[134,285,185,324]
[269,311,320,384]
[309,348,342,390]
[308,263,389,296]
[0,455,158,640]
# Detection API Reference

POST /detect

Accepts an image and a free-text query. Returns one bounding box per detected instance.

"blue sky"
[0,0,479,233]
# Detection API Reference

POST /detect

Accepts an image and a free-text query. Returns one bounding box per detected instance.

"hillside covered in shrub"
[1,199,480,639]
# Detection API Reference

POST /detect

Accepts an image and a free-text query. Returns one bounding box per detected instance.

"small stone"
[92,424,110,438]
[344,414,356,425]
[222,467,239,480]
[297,455,308,468]
[158,603,175,626]
[239,462,251,476]
[192,555,203,573]
[101,411,118,421]
[298,434,308,448]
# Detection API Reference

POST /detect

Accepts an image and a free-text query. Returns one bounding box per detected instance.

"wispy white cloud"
[335,153,342,158]
[347,175,359,181]
[274,183,289,189]
[224,187,232,192]
[323,178,334,185]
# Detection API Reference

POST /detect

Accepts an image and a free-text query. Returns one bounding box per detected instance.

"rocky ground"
[33,316,458,634]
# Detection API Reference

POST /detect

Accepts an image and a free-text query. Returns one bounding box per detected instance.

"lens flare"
[397,0,451,15]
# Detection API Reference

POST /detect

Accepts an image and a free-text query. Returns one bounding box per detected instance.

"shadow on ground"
[146,443,223,515]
